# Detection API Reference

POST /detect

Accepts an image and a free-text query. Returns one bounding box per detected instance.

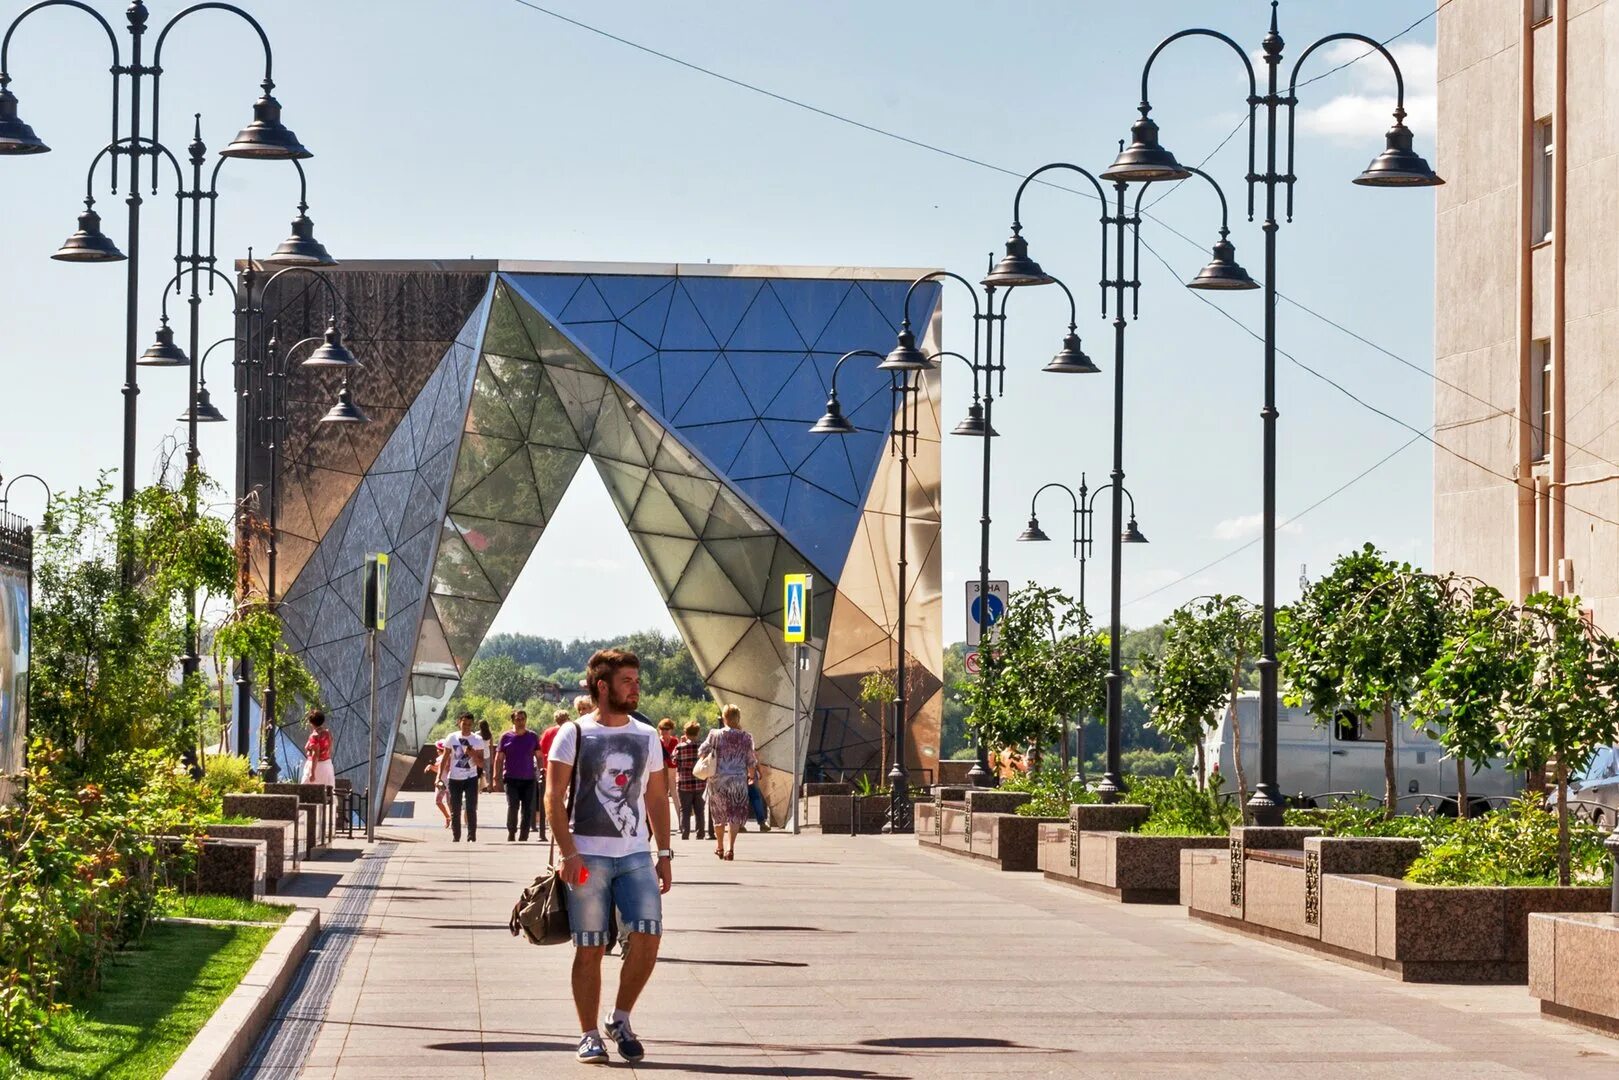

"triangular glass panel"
[629,473,698,539]
[668,609,755,678]
[703,535,779,616]
[588,387,651,469]
[707,623,795,708]
[680,277,761,348]
[702,483,772,540]
[771,279,855,350]
[527,365,586,453]
[617,280,675,348]
[729,421,792,481]
[481,285,541,361]
[760,346,830,417]
[655,351,720,422]
[432,593,503,673]
[622,390,667,465]
[674,357,752,427]
[592,458,651,520]
[727,350,804,414]
[560,320,617,370]
[545,365,611,447]
[514,294,597,372]
[659,281,720,350]
[431,518,502,601]
[727,281,807,351]
[737,474,791,528]
[446,513,546,599]
[528,444,586,520]
[559,277,614,322]
[813,279,907,354]
[466,356,528,440]
[448,433,525,503]
[501,274,589,327]
[655,469,721,534]
[447,441,547,526]
[668,543,755,615]
[632,533,699,597]
[593,275,674,320]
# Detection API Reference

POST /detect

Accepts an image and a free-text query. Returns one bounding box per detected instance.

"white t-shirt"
[441,732,486,781]
[548,716,662,857]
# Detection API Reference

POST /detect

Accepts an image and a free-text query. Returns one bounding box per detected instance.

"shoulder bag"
[509,721,581,946]
[692,733,717,781]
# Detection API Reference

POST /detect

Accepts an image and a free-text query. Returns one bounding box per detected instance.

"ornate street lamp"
[1100,0,1440,823]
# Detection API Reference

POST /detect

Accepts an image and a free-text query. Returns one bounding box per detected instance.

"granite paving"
[268,793,1619,1077]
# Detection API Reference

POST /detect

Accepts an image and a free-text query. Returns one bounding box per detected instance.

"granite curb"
[162,907,320,1080]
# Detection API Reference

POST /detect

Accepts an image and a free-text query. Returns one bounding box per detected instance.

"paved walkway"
[254,793,1618,1078]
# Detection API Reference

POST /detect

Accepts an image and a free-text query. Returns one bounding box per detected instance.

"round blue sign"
[970,593,1005,627]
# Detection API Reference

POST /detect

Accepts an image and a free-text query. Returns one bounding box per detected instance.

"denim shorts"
[565,852,662,947]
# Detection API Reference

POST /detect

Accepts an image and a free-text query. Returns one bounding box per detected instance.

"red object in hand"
[578,863,590,885]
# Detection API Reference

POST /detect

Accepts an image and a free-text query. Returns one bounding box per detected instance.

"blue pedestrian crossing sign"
[965,579,1009,647]
[783,574,812,643]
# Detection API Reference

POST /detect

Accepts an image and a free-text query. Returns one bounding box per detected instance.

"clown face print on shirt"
[571,729,651,840]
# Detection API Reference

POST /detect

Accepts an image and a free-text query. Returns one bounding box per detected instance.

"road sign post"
[965,579,1009,647]
[784,574,812,834]
[363,554,390,842]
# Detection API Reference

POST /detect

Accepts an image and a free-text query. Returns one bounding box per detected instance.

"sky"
[0,0,1447,645]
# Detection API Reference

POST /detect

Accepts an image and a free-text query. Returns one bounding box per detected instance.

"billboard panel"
[0,525,30,806]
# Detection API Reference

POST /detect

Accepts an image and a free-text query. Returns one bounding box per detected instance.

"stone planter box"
[1529,912,1619,1037]
[812,794,890,833]
[203,821,299,892]
[1037,807,1225,903]
[222,794,307,859]
[163,836,267,901]
[938,803,968,852]
[1184,829,1611,982]
[803,782,852,797]
[915,800,937,840]
[264,783,335,844]
[937,760,976,785]
[969,813,1063,871]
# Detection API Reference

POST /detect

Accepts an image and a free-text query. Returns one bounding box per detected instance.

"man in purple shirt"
[494,709,543,842]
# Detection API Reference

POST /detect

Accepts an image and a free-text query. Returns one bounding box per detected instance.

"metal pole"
[1097,180,1130,803]
[1072,479,1089,784]
[889,374,913,833]
[366,627,377,842]
[966,290,998,787]
[792,641,807,835]
[180,117,205,683]
[120,4,147,545]
[1248,13,1286,826]
[261,322,281,781]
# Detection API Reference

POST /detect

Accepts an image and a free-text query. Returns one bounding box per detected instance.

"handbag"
[692,741,716,781]
[510,722,581,947]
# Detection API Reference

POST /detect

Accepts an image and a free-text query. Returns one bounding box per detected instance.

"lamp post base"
[1247,784,1284,827]
[888,764,913,834]
[1094,772,1125,805]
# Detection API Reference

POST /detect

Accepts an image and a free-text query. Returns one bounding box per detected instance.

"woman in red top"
[302,709,336,788]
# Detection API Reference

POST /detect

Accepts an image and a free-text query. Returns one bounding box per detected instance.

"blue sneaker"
[576,1032,608,1064]
[603,1016,645,1061]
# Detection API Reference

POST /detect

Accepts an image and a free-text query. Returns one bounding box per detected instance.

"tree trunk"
[1076,720,1087,783]
[1556,757,1571,887]
[1060,717,1070,775]
[1195,741,1206,790]
[1455,754,1469,819]
[1382,698,1397,820]
[1230,663,1249,824]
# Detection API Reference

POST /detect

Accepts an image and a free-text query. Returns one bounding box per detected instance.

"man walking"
[494,709,542,842]
[437,711,485,842]
[546,649,672,1064]
[670,720,706,840]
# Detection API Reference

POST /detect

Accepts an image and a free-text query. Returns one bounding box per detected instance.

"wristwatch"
[657,848,674,860]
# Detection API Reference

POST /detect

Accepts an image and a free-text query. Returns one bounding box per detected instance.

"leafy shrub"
[1120,748,1190,778]
[1406,794,1612,886]
[1007,765,1097,818]
[1284,799,1450,843]
[198,754,262,806]
[1132,773,1239,836]
[0,741,210,1052]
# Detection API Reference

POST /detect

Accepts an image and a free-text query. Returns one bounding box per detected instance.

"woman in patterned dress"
[700,704,758,860]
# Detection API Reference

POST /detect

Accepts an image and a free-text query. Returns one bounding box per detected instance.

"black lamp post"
[984,159,1252,801]
[0,0,311,553]
[0,473,57,535]
[239,265,366,778]
[1100,0,1441,823]
[811,346,934,833]
[1018,477,1146,779]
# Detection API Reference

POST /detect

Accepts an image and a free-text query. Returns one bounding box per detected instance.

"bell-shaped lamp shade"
[138,322,189,367]
[1353,121,1444,187]
[1016,516,1050,543]
[880,329,931,372]
[179,386,227,424]
[952,400,998,437]
[0,87,49,154]
[1100,114,1191,183]
[221,92,312,160]
[1186,237,1259,291]
[320,381,369,424]
[810,395,857,435]
[1121,517,1149,544]
[302,318,359,368]
[982,229,1053,287]
[52,204,125,262]
[264,211,335,265]
[1044,331,1100,374]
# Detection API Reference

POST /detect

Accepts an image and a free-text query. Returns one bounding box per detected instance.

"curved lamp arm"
[1029,481,1080,518]
[198,334,238,385]
[1,471,52,506]
[1131,164,1234,315]
[208,154,309,276]
[151,1,277,189]
[1,1,121,182]
[1137,26,1259,220]
[825,348,888,400]
[1008,162,1109,315]
[931,351,981,402]
[1086,481,1138,521]
[156,265,239,319]
[1284,31,1412,221]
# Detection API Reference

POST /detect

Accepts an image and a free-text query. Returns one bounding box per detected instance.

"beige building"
[1436,0,1619,626]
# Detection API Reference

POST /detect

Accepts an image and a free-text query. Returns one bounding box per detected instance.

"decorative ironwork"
[890,789,913,834]
[1304,849,1321,926]
[0,513,32,573]
[1069,804,1080,868]
[1228,836,1245,909]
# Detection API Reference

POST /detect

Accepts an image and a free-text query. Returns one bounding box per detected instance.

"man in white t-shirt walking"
[546,648,672,1065]
[437,710,486,842]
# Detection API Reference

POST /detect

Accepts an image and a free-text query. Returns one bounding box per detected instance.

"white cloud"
[1296,41,1437,144]
[1213,513,1304,541]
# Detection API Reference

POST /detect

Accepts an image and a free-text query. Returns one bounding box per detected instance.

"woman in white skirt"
[301,709,336,788]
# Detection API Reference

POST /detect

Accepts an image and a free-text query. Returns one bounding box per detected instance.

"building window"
[1334,711,1386,744]
[1533,0,1553,24]
[1533,118,1554,243]
[1530,338,1551,461]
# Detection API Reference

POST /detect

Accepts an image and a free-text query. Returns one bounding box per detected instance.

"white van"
[1201,692,1524,810]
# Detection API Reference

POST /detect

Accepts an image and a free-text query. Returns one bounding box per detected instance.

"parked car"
[1202,692,1524,811]
[1559,746,1619,827]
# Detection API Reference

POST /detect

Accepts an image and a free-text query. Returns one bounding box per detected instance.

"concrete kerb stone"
[162,907,319,1080]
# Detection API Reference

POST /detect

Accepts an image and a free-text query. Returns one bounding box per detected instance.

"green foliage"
[30,473,234,760]
[964,585,1107,757]
[1284,799,1451,842]
[212,603,321,734]
[1004,764,1096,818]
[196,755,262,804]
[0,741,214,1052]
[939,643,970,759]
[1130,772,1240,836]
[858,670,896,705]
[157,893,291,924]
[850,773,882,797]
[1281,544,1447,816]
[460,654,548,705]
[1407,794,1611,886]
[1137,595,1259,785]
[1119,748,1189,778]
[1409,581,1516,772]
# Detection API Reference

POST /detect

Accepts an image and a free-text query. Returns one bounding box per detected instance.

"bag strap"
[545,720,583,869]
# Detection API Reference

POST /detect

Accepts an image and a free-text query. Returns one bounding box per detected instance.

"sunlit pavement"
[250,792,1617,1078]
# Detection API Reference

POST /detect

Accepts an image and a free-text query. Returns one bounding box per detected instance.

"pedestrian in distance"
[575,693,596,718]
[747,776,771,832]
[301,709,335,788]
[670,720,706,841]
[437,711,486,842]
[427,748,451,829]
[699,704,758,860]
[656,717,679,818]
[545,649,673,1065]
[479,718,496,791]
[495,709,543,842]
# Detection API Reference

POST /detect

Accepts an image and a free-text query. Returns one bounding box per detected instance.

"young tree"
[462,654,545,705]
[1137,595,1257,792]
[964,585,1107,771]
[1280,545,1447,818]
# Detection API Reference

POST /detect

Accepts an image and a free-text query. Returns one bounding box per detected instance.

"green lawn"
[0,921,273,1080]
[160,893,293,924]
